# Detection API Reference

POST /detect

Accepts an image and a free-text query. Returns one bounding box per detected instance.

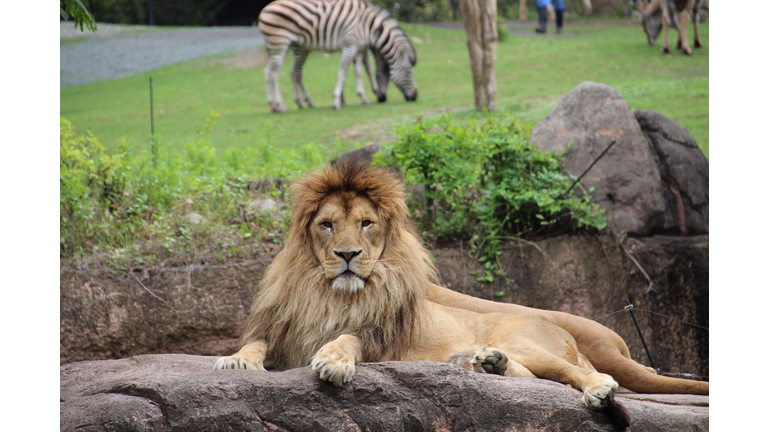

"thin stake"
[626,299,658,373]
[150,76,155,137]
[150,76,156,168]
[559,140,617,199]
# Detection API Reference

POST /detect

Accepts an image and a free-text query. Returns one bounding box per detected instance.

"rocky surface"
[60,354,709,432]
[60,234,709,379]
[60,260,269,364]
[634,109,709,234]
[529,81,708,236]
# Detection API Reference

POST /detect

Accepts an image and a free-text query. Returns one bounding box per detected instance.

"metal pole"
[625,299,658,373]
[150,76,156,168]
[150,76,155,137]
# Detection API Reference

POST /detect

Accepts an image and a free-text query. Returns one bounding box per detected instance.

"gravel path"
[60,23,264,89]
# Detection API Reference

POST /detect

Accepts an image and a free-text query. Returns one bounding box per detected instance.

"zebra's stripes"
[258,0,418,112]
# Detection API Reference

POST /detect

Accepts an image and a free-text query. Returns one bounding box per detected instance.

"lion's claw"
[213,354,267,372]
[471,347,509,375]
[312,353,355,387]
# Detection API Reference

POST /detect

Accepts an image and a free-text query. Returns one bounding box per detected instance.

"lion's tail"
[603,400,631,431]
[608,355,709,394]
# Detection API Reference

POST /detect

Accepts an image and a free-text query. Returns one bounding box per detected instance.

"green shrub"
[60,114,333,266]
[60,117,126,256]
[373,113,606,281]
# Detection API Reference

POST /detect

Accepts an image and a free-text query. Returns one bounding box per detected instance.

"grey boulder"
[530,81,708,235]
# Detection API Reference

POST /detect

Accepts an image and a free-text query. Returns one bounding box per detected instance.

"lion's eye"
[361,220,372,227]
[321,221,333,229]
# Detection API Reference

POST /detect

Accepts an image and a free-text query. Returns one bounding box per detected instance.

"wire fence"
[594,304,709,331]
[593,300,708,381]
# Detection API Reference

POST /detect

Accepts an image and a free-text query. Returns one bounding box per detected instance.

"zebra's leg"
[354,52,370,105]
[361,50,380,100]
[265,45,290,113]
[332,45,358,110]
[290,48,305,109]
[290,48,314,109]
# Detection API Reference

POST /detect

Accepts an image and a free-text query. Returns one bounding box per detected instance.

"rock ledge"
[61,354,708,432]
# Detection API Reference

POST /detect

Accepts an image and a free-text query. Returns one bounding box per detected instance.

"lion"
[215,162,708,428]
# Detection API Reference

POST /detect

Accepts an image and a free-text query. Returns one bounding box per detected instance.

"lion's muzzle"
[332,271,365,293]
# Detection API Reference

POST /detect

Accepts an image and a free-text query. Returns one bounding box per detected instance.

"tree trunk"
[480,0,498,111]
[459,0,498,111]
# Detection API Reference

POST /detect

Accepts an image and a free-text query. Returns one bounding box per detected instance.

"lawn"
[60,20,709,157]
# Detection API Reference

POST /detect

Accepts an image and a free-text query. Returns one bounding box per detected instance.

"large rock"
[60,354,709,432]
[530,81,708,236]
[634,109,709,234]
[60,235,709,379]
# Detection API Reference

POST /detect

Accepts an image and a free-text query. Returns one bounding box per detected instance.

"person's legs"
[536,0,551,33]
[553,0,565,33]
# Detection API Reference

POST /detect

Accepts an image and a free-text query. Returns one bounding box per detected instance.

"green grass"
[60,20,708,157]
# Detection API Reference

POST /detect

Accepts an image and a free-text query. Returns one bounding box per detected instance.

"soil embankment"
[61,234,709,380]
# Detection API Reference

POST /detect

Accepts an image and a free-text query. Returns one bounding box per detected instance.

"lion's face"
[309,193,386,293]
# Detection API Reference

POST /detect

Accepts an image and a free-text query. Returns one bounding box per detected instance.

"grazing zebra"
[258,0,418,113]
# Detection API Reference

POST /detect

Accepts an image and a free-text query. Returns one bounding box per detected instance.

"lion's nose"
[335,250,361,263]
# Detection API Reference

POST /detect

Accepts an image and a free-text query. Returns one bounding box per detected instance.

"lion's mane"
[240,162,438,369]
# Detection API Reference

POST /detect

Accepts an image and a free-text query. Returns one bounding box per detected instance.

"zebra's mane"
[369,3,417,67]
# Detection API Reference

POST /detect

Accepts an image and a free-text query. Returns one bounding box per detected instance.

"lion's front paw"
[582,373,619,410]
[213,354,267,372]
[471,347,509,375]
[311,348,356,387]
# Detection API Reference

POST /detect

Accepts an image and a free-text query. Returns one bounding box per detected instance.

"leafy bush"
[373,113,606,281]
[60,117,125,256]
[60,114,334,267]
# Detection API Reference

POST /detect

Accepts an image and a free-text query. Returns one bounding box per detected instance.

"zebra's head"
[372,13,418,103]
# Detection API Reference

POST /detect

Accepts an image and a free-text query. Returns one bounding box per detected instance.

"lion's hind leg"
[213,340,268,372]
[511,348,630,429]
